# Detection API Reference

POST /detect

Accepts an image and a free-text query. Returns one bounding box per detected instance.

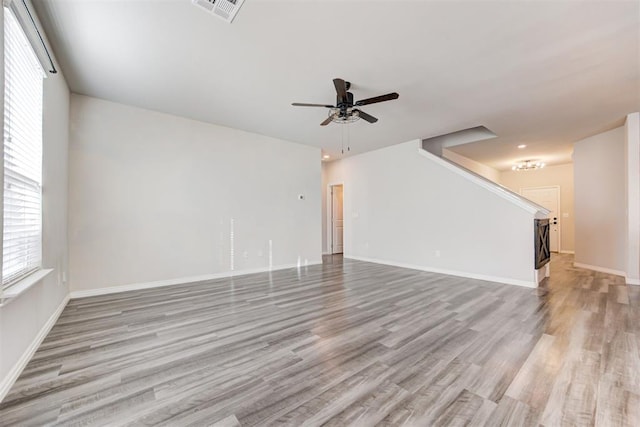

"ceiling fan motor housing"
[337,92,354,114]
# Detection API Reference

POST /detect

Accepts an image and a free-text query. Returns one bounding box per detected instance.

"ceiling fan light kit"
[328,108,360,124]
[292,78,399,126]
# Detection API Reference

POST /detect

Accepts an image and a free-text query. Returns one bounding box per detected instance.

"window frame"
[2,4,45,291]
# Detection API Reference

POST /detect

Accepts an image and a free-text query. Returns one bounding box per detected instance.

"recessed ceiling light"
[322,154,330,159]
[517,144,527,149]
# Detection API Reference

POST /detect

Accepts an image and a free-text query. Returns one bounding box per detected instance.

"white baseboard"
[0,294,70,403]
[572,262,639,285]
[70,261,323,299]
[559,250,575,254]
[573,262,625,277]
[626,277,640,286]
[345,255,537,288]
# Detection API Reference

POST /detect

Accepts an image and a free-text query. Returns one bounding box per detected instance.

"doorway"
[330,184,344,254]
[521,186,561,252]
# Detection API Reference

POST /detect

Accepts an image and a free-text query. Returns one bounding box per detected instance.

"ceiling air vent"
[192,0,245,23]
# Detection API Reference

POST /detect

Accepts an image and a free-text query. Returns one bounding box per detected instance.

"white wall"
[442,148,501,183]
[625,112,640,284]
[69,95,321,293]
[321,162,329,253]
[0,26,70,395]
[573,126,626,274]
[500,163,575,253]
[324,140,540,286]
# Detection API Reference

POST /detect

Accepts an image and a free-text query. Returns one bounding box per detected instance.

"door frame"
[327,182,344,255]
[520,185,561,253]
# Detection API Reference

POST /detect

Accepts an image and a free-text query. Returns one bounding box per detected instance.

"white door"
[331,185,344,254]
[521,186,560,252]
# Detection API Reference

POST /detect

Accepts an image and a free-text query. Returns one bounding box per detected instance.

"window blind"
[3,7,44,288]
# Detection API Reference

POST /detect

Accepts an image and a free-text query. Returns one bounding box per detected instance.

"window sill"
[0,269,54,307]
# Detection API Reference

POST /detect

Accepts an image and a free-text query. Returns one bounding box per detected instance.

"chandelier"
[512,160,545,171]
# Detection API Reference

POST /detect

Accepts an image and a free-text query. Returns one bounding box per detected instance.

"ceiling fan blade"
[320,115,334,126]
[355,92,399,106]
[355,109,378,123]
[292,102,334,108]
[333,78,348,103]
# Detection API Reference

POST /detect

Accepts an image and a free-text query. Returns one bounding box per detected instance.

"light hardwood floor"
[0,254,638,426]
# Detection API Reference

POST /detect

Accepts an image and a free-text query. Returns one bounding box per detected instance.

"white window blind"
[3,7,44,288]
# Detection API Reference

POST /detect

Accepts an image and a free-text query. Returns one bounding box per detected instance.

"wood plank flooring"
[1,254,638,426]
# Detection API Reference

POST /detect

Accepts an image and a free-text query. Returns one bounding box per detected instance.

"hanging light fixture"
[512,160,545,171]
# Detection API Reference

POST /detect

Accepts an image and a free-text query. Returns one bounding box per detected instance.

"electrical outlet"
[435,250,441,257]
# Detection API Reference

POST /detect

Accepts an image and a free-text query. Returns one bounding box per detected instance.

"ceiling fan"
[292,78,399,126]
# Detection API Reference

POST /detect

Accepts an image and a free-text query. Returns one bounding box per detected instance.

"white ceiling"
[33,0,639,170]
